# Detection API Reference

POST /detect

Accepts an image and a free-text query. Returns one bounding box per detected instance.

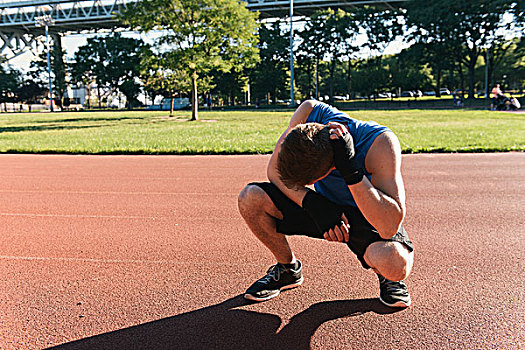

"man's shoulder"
[365,131,402,174]
[302,99,320,109]
[368,132,401,154]
[289,100,320,127]
[306,101,353,124]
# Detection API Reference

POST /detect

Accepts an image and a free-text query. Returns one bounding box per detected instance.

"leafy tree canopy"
[0,62,21,104]
[71,33,152,108]
[122,0,259,120]
[405,0,521,97]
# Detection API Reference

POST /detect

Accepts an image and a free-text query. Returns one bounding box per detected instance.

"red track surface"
[0,153,523,349]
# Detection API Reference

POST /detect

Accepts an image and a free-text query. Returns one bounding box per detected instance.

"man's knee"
[238,184,259,213]
[238,184,270,216]
[364,241,413,281]
[238,184,283,225]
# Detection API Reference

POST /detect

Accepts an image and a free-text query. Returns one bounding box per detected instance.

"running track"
[0,153,523,349]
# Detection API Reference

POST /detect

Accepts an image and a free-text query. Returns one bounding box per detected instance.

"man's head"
[277,123,334,189]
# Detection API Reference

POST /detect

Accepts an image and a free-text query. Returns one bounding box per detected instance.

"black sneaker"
[244,260,304,302]
[378,275,411,308]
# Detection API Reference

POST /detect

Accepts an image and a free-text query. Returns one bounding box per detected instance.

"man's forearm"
[349,176,405,239]
[266,100,317,206]
[267,127,311,207]
[268,168,308,206]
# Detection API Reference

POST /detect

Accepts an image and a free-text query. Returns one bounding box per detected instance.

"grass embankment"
[0,109,522,154]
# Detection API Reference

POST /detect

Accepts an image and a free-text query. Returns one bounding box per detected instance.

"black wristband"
[330,135,364,185]
[340,167,364,185]
[302,189,343,236]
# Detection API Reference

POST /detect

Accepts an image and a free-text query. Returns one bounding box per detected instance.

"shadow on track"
[49,296,401,350]
[0,117,149,134]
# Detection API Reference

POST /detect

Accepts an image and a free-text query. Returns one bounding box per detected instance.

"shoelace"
[381,278,406,293]
[259,264,283,283]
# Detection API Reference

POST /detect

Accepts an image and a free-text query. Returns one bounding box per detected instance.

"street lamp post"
[484,48,489,99]
[35,14,54,112]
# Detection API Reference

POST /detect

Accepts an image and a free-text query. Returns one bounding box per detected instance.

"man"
[491,84,503,110]
[491,84,502,98]
[238,100,414,308]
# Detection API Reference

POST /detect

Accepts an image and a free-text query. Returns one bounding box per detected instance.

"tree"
[140,55,168,108]
[123,0,259,120]
[488,37,525,92]
[211,68,249,106]
[386,48,433,94]
[352,58,390,98]
[250,20,289,104]
[297,7,400,101]
[297,11,332,100]
[406,0,520,98]
[0,60,21,112]
[106,34,151,109]
[29,38,67,109]
[323,9,361,102]
[294,52,316,100]
[70,36,108,108]
[390,43,449,96]
[71,33,151,109]
[16,80,45,105]
[140,53,191,116]
[300,9,357,103]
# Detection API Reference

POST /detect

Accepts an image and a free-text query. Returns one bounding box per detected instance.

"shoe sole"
[379,296,411,308]
[244,277,304,302]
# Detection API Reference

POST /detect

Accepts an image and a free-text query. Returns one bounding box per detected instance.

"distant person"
[454,93,464,108]
[506,95,521,111]
[491,84,503,110]
[238,100,414,308]
[491,84,503,98]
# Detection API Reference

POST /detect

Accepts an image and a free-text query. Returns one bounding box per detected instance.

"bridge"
[0,0,407,59]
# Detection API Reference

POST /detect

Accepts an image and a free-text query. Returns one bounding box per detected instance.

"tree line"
[1,0,523,118]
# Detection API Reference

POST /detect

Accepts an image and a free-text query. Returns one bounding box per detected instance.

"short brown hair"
[277,123,334,189]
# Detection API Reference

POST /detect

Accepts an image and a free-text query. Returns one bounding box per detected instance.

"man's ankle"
[280,259,299,270]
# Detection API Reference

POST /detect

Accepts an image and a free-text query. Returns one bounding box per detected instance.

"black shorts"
[251,182,414,269]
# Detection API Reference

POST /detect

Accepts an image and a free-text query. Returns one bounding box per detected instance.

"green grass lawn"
[0,109,523,154]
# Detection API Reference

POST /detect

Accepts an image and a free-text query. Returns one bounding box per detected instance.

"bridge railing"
[0,0,130,28]
[0,0,407,59]
[1,0,407,27]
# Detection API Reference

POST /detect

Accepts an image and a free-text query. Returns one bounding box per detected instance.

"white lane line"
[0,190,236,196]
[0,255,358,270]
[0,255,192,265]
[0,213,157,219]
[0,213,238,220]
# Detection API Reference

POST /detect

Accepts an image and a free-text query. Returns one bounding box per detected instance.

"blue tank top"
[306,102,390,207]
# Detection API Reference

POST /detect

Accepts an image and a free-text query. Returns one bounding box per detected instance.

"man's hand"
[328,122,364,185]
[323,213,351,242]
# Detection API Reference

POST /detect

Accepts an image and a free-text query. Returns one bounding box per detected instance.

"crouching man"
[238,100,414,307]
